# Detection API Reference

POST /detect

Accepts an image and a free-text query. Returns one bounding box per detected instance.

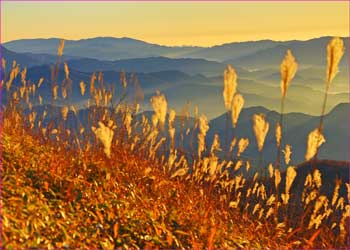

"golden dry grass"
[1,36,349,249]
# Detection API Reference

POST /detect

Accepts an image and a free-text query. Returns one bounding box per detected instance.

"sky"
[1,2,349,46]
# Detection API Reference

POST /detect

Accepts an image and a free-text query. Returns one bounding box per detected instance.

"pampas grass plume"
[280,49,298,98]
[327,37,345,84]
[231,93,244,128]
[305,128,326,161]
[223,64,237,111]
[252,114,269,152]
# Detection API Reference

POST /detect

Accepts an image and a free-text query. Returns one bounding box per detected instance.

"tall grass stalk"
[276,49,298,171]
[225,110,230,159]
[231,92,244,160]
[314,37,344,163]
[252,113,269,168]
[276,98,285,170]
[223,64,237,159]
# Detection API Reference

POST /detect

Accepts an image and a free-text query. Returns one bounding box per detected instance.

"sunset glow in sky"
[2,2,349,46]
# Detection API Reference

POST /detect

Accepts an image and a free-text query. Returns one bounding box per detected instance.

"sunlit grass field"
[1,37,349,249]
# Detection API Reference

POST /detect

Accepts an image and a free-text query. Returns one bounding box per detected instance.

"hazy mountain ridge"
[225,36,349,69]
[4,36,349,64]
[3,37,202,61]
[2,60,348,118]
[1,45,81,68]
[66,56,226,76]
[178,39,279,61]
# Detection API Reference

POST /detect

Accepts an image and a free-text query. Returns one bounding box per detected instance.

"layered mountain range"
[2,36,349,162]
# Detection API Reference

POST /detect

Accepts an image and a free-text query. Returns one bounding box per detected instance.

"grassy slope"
[1,128,291,249]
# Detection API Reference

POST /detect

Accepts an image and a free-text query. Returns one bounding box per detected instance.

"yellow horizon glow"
[2,2,349,46]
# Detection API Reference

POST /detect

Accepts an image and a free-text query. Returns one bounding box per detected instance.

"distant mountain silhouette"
[2,58,348,118]
[4,36,349,65]
[3,37,201,60]
[181,40,279,61]
[1,45,226,76]
[225,36,349,69]
[66,56,226,76]
[1,46,43,67]
[0,45,79,68]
